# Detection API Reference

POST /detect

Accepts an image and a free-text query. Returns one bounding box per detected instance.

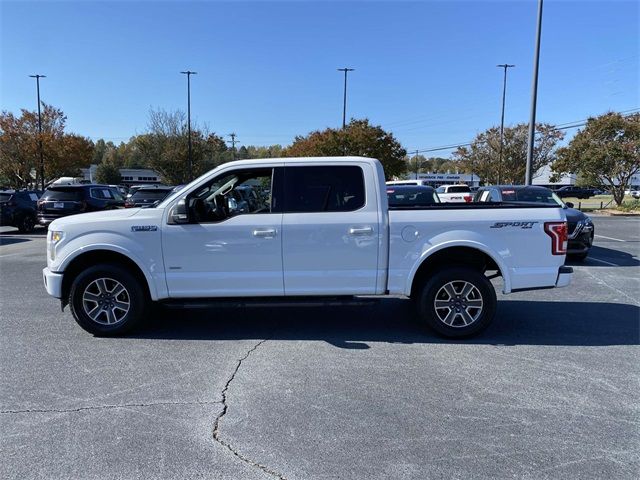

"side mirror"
[167,198,190,224]
[565,202,574,209]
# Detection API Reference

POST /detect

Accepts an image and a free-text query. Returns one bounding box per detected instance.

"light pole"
[337,68,354,129]
[180,70,197,180]
[29,74,46,190]
[525,0,544,185]
[496,64,515,185]
[228,133,238,160]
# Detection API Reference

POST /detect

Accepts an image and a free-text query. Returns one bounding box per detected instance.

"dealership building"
[80,166,162,186]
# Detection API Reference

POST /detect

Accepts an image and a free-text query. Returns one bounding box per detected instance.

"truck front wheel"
[415,266,497,338]
[69,264,147,336]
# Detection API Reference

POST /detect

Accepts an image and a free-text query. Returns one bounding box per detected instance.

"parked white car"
[43,157,571,338]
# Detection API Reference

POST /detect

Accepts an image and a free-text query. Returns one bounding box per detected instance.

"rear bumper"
[555,265,573,288]
[43,267,63,298]
[509,266,572,293]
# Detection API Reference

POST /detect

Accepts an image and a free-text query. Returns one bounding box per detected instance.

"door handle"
[253,228,277,237]
[349,226,373,236]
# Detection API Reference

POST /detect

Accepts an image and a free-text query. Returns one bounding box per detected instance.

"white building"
[80,166,162,185]
[532,165,577,188]
[414,172,481,188]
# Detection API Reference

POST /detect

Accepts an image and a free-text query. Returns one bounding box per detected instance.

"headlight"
[48,231,64,261]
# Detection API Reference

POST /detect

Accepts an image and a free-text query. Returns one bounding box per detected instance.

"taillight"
[544,222,568,255]
[463,195,472,203]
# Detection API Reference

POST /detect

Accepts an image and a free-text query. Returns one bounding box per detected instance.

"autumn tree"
[284,119,407,178]
[454,123,564,185]
[0,104,93,189]
[552,112,640,205]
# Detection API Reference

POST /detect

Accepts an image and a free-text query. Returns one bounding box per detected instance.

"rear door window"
[90,188,115,200]
[283,166,365,213]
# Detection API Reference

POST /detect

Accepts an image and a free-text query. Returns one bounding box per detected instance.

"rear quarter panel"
[388,206,566,295]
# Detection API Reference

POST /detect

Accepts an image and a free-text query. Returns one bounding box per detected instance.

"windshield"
[387,188,440,206]
[42,188,83,201]
[131,190,171,201]
[447,185,471,193]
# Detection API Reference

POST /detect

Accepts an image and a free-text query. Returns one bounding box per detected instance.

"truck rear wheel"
[69,264,147,336]
[415,266,496,338]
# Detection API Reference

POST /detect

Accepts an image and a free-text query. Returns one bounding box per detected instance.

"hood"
[564,207,588,222]
[49,208,141,230]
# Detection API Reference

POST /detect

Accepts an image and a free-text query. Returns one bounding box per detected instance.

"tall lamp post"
[525,0,544,185]
[337,67,354,129]
[29,74,46,190]
[180,70,197,181]
[496,64,515,185]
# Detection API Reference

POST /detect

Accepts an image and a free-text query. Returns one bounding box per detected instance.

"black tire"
[17,215,35,233]
[69,264,147,336]
[415,266,497,338]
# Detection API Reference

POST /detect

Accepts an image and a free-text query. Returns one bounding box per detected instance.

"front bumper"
[42,267,63,298]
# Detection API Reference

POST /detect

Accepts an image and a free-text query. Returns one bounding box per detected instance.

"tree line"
[1,104,637,205]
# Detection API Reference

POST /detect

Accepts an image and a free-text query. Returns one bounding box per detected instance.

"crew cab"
[42,157,572,338]
[435,184,473,203]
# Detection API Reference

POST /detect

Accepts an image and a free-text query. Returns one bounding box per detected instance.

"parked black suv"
[37,185,125,226]
[0,190,41,232]
[124,185,173,208]
[474,185,594,260]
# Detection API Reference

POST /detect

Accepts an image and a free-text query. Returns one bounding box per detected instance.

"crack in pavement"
[1,400,222,415]
[212,339,288,480]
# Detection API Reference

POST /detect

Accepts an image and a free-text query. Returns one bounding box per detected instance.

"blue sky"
[1,0,638,156]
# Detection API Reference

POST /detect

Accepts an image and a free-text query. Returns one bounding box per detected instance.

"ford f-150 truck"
[43,157,572,337]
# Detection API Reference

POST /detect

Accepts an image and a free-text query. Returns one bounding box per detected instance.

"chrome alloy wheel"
[82,278,131,325]
[433,280,483,328]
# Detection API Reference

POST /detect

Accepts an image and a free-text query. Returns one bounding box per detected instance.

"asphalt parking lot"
[1,215,638,480]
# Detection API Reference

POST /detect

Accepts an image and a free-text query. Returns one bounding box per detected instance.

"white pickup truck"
[43,157,572,337]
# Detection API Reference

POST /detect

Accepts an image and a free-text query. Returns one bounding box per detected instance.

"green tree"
[94,162,122,184]
[133,108,228,184]
[454,123,564,185]
[284,119,407,178]
[93,139,107,164]
[552,112,640,205]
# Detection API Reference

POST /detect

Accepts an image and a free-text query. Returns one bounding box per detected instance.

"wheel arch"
[61,249,155,307]
[408,243,509,298]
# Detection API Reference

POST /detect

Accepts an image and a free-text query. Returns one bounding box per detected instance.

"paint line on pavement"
[0,253,23,258]
[595,234,626,242]
[587,257,619,267]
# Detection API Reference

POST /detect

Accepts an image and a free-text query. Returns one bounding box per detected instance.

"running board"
[160,296,380,309]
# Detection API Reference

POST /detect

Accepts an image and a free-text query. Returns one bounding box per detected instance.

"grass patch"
[616,199,640,213]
